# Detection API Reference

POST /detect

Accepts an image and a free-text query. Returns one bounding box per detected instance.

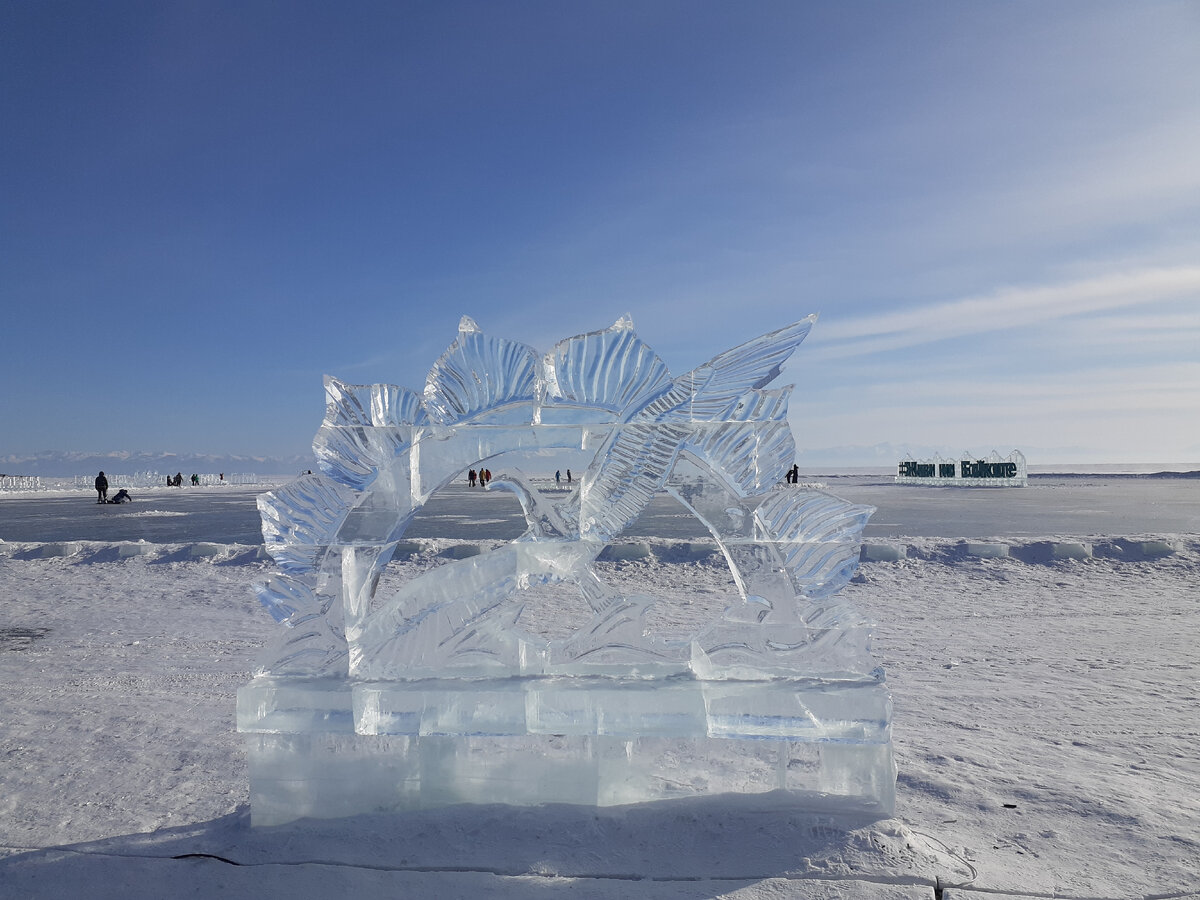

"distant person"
[481,468,490,486]
[95,471,108,503]
[110,489,131,504]
[175,472,183,487]
[191,473,199,486]
[566,469,572,484]
[555,470,561,486]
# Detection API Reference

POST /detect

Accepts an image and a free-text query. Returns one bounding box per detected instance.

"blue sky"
[3,1,1198,466]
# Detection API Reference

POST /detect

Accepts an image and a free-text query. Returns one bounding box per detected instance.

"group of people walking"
[465,468,576,488]
[164,473,205,486]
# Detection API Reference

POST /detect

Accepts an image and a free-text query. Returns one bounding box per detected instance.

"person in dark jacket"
[95,471,108,503]
[110,489,131,503]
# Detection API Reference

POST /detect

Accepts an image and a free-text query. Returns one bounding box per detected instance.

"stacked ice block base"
[237,674,895,825]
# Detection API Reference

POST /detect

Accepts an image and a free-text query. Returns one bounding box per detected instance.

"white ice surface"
[0,483,1198,898]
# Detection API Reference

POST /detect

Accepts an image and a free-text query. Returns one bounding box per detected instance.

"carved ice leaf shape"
[753,489,875,600]
[251,573,348,676]
[356,547,531,677]
[550,595,687,670]
[252,572,317,624]
[257,473,357,573]
[370,383,428,427]
[487,470,573,540]
[423,316,540,425]
[667,315,815,422]
[323,375,373,427]
[578,421,689,542]
[683,388,795,496]
[257,616,348,676]
[577,321,812,541]
[315,376,418,489]
[544,316,671,416]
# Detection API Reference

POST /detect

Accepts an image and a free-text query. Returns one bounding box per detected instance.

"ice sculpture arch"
[253,314,874,681]
[240,315,896,822]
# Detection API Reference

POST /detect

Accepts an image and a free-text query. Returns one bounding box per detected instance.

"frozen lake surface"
[2,474,1198,544]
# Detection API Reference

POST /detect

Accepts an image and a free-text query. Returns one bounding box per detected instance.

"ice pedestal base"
[238,676,895,826]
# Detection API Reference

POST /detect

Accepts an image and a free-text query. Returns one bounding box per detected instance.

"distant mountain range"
[0,450,315,477]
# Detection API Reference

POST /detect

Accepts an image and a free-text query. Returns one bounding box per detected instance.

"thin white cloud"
[1037,110,1200,225]
[924,111,1200,250]
[808,265,1200,359]
[790,356,1200,459]
[1066,311,1200,335]
[803,361,1200,408]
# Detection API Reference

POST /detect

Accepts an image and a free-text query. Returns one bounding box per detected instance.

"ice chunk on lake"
[238,315,894,821]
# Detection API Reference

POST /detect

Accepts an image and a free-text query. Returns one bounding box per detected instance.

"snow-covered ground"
[0,480,1197,898]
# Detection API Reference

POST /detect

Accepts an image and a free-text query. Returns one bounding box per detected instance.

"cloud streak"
[808,265,1200,360]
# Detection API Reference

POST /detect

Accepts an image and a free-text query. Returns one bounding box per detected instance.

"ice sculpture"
[238,315,895,824]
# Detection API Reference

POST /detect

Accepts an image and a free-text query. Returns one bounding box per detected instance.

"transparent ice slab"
[239,675,894,824]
